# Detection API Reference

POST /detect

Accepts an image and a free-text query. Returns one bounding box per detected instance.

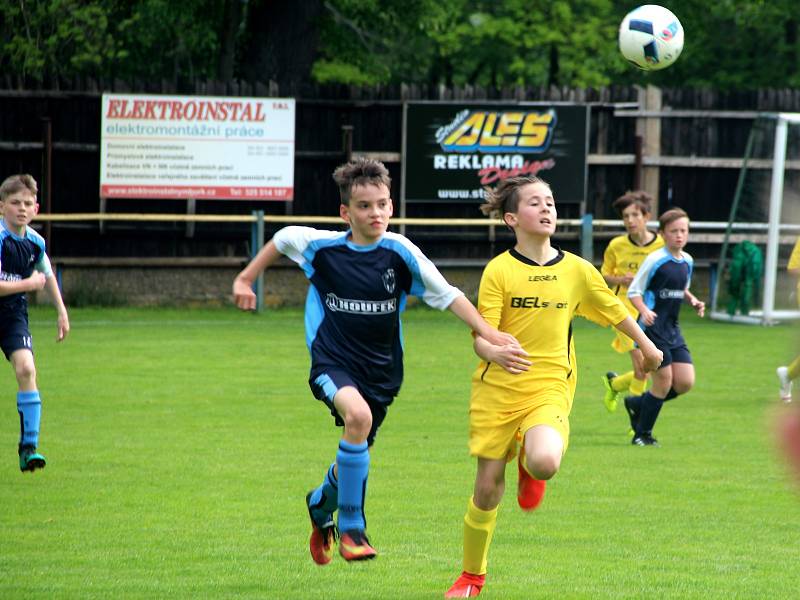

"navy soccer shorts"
[0,310,32,360]
[309,368,390,447]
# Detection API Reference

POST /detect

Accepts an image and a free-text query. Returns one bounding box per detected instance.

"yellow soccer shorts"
[611,327,636,353]
[468,381,573,462]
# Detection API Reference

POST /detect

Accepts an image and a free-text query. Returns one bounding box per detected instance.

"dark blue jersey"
[0,220,51,314]
[628,247,693,347]
[274,227,462,401]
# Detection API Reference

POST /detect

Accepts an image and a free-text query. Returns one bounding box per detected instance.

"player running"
[444,176,662,597]
[233,157,518,565]
[624,207,705,446]
[599,190,664,412]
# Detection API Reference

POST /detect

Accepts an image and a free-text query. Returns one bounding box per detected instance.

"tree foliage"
[0,0,798,90]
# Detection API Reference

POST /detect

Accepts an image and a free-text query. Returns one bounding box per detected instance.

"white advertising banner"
[100,93,295,200]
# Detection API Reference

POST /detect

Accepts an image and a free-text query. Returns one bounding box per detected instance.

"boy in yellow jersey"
[444,176,662,598]
[599,190,664,412]
[777,237,800,402]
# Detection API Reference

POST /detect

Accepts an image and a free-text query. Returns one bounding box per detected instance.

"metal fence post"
[251,210,265,312]
[580,213,593,262]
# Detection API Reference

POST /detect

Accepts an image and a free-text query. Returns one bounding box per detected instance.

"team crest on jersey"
[382,268,396,293]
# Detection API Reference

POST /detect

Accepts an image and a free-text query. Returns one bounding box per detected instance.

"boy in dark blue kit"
[0,174,70,472]
[625,208,705,447]
[233,158,518,564]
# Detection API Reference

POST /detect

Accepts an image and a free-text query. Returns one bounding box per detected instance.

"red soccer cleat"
[444,571,485,598]
[338,529,377,561]
[306,492,337,565]
[517,454,546,511]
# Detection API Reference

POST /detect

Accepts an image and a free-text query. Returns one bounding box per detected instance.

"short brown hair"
[612,190,653,217]
[480,176,550,218]
[0,174,38,201]
[658,207,689,230]
[332,157,391,205]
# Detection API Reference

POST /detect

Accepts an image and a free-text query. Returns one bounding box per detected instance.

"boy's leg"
[445,458,504,598]
[518,424,563,511]
[777,356,800,402]
[629,348,648,396]
[11,349,45,472]
[331,386,376,560]
[306,463,338,566]
[632,366,672,446]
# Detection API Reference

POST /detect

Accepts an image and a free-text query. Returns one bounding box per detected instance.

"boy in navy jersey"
[0,174,70,472]
[625,208,705,446]
[233,158,517,564]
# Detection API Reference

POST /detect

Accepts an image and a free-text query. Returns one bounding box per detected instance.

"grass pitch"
[0,306,798,599]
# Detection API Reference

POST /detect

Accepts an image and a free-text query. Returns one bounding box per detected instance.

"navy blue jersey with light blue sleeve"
[273,226,463,402]
[0,220,52,314]
[627,247,693,347]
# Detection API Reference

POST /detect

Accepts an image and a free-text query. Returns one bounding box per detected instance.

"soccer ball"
[618,5,684,71]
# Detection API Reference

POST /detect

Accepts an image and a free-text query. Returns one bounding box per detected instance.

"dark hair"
[658,207,689,230]
[479,176,550,218]
[332,157,391,205]
[0,174,38,201]
[612,189,653,217]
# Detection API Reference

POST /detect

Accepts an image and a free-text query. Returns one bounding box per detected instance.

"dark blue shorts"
[0,310,32,360]
[309,368,391,446]
[654,342,692,369]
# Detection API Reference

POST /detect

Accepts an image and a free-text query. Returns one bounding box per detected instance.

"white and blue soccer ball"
[618,5,684,71]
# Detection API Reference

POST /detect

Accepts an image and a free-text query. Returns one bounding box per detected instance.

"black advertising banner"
[403,102,588,203]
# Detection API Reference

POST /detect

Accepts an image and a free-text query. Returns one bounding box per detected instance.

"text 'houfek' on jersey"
[274,226,463,402]
[474,248,629,395]
[0,220,52,313]
[601,233,664,316]
[628,247,693,346]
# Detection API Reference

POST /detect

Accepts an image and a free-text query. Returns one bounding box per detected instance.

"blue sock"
[308,463,338,526]
[664,387,680,401]
[636,391,664,436]
[17,391,41,449]
[336,440,369,533]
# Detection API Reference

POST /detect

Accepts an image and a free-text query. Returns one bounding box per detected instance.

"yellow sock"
[463,496,498,575]
[629,376,647,396]
[612,371,634,392]
[789,356,800,380]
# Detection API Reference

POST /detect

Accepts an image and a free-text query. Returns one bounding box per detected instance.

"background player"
[0,174,70,472]
[625,208,705,446]
[599,190,664,412]
[233,157,518,566]
[777,236,800,402]
[444,176,662,598]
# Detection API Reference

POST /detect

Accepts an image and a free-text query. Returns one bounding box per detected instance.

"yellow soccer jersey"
[473,248,629,400]
[789,238,800,304]
[601,233,664,316]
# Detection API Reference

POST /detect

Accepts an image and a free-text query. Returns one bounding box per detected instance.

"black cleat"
[631,434,659,447]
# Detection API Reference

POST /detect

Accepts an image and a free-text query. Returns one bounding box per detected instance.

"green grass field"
[1,306,798,599]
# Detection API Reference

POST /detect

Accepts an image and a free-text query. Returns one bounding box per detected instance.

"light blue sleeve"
[628,251,659,298]
[35,252,53,277]
[383,232,462,310]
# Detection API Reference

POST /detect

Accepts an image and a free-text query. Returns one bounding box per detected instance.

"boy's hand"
[233,277,257,310]
[488,344,531,375]
[640,308,657,326]
[481,328,519,348]
[692,298,705,317]
[641,345,663,373]
[56,313,70,342]
[26,272,46,292]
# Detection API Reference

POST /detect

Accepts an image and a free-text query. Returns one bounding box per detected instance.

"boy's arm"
[447,295,518,347]
[473,334,530,374]
[613,315,662,372]
[0,272,46,298]
[233,240,282,310]
[43,275,69,341]
[628,294,656,326]
[684,288,705,317]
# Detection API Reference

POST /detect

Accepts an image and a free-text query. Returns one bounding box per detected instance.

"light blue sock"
[17,391,41,448]
[308,463,338,526]
[336,440,369,533]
